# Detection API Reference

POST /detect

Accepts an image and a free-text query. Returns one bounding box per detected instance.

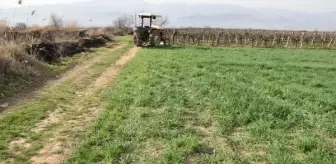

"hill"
[1,0,336,30]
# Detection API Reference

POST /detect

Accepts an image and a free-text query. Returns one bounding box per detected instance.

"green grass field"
[67,46,336,164]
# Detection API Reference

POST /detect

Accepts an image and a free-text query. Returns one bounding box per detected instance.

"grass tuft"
[299,137,319,153]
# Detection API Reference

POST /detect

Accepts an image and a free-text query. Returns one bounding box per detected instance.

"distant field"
[67,46,336,163]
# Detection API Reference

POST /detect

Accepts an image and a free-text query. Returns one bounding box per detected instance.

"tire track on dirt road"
[29,46,140,164]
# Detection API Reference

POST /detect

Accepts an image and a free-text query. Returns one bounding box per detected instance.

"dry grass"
[0,44,41,78]
[64,21,80,32]
[21,25,43,32]
[86,27,120,36]
[0,20,9,34]
[0,43,50,100]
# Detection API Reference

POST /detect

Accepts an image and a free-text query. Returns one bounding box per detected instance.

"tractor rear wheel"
[148,34,154,46]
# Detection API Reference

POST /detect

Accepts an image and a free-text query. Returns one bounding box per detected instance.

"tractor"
[133,13,166,47]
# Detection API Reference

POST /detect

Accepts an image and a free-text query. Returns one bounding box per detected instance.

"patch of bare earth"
[143,139,166,157]
[9,138,32,156]
[89,46,140,91]
[133,139,166,163]
[189,103,267,163]
[195,125,233,154]
[7,46,139,164]
[183,106,234,162]
[229,128,268,163]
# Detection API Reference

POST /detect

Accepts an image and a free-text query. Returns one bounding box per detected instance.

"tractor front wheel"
[133,36,141,46]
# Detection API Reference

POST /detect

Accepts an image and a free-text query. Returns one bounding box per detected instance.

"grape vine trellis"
[164,28,336,49]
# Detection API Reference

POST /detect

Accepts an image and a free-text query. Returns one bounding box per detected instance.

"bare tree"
[50,13,63,28]
[153,16,169,26]
[113,15,134,29]
[15,22,27,29]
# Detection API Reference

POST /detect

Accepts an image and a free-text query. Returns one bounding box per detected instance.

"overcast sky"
[0,0,90,8]
[1,0,335,12]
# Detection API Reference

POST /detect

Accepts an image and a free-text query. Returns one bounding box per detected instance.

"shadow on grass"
[146,45,213,51]
[0,75,51,113]
[147,45,186,50]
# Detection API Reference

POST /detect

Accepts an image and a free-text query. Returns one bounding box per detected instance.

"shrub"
[15,22,27,30]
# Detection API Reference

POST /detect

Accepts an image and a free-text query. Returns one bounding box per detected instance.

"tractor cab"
[133,13,166,47]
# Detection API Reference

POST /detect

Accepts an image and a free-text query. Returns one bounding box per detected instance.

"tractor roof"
[138,13,162,18]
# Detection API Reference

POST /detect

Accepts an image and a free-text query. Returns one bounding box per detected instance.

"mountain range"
[0,0,335,31]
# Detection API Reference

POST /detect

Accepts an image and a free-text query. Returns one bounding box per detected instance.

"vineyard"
[164,28,336,49]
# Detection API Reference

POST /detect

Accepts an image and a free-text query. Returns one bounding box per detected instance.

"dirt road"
[3,45,140,164]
